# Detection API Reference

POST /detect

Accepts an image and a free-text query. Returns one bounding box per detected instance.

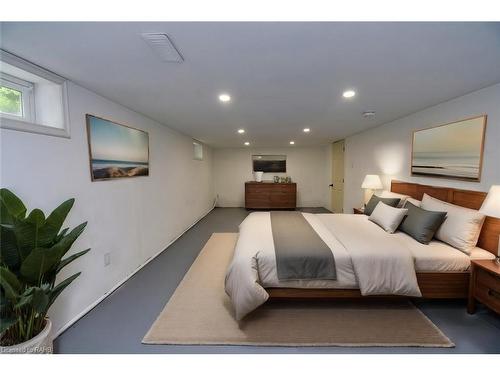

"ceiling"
[1,22,500,148]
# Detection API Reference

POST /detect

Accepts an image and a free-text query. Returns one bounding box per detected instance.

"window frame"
[193,140,204,161]
[0,72,36,123]
[0,50,71,138]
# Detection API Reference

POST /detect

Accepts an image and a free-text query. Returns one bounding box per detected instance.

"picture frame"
[86,114,150,181]
[411,115,487,182]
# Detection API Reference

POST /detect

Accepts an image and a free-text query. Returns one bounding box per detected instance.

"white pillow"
[369,202,408,233]
[380,190,410,208]
[420,193,485,254]
[405,197,421,208]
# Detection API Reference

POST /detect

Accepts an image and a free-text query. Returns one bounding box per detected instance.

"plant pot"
[0,318,53,354]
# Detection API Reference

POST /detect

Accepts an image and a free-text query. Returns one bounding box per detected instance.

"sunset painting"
[86,115,149,181]
[411,116,486,181]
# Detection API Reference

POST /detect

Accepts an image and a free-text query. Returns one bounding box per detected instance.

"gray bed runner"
[270,211,336,280]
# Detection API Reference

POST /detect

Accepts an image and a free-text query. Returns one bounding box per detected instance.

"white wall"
[213,146,330,208]
[344,83,500,212]
[0,81,215,335]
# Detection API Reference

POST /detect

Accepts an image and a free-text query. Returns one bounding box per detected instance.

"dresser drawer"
[475,268,500,313]
[245,182,297,209]
[246,186,271,194]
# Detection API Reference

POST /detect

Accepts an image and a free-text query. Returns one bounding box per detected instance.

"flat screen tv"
[252,155,286,173]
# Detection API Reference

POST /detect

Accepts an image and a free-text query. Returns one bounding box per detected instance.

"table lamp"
[361,174,383,205]
[480,185,500,264]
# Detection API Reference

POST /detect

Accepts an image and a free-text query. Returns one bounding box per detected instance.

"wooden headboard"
[391,180,500,255]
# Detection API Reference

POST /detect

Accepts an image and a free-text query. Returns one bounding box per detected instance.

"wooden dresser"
[245,182,297,209]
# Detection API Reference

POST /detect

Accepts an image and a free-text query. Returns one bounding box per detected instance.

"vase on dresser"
[254,171,264,182]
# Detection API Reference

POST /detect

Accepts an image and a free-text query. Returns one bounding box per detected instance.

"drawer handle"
[487,289,500,299]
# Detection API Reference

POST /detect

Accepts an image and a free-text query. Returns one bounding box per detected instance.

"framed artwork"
[86,114,149,181]
[252,155,286,173]
[411,115,487,182]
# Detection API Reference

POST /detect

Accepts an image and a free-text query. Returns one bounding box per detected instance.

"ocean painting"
[411,115,486,181]
[86,115,149,181]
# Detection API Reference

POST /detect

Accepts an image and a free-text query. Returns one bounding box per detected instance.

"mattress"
[261,213,494,290]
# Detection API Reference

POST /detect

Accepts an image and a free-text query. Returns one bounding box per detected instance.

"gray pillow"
[398,202,447,244]
[364,195,401,216]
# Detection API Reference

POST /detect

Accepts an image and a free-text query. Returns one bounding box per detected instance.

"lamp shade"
[480,185,500,218]
[361,174,383,190]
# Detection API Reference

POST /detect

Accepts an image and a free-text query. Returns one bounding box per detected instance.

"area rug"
[143,233,454,347]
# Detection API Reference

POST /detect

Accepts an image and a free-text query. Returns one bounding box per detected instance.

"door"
[330,140,345,213]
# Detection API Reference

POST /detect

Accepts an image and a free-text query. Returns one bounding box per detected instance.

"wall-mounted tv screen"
[252,155,286,173]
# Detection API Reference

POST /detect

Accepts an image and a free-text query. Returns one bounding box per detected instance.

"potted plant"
[0,189,89,353]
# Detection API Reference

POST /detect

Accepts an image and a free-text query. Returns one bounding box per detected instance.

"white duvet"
[224,212,422,320]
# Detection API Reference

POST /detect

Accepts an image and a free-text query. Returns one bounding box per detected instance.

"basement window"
[193,140,203,161]
[0,73,36,121]
[0,50,70,138]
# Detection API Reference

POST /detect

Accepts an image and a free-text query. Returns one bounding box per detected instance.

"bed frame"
[266,180,500,300]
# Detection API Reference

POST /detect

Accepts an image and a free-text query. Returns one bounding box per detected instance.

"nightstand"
[467,259,500,315]
[353,207,365,215]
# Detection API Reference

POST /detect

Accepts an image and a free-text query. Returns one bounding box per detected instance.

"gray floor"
[55,208,500,354]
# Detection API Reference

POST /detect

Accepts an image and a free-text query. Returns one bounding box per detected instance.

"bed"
[224,181,500,320]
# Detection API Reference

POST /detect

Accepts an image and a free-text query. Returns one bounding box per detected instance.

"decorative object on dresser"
[245,181,296,210]
[361,174,383,204]
[253,171,264,182]
[479,185,500,264]
[467,260,500,315]
[411,115,487,182]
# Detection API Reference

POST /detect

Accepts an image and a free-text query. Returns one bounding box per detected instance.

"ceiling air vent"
[141,33,184,63]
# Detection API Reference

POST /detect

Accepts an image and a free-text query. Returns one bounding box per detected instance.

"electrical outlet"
[104,252,111,267]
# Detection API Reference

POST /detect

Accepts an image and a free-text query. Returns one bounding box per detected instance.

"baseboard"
[52,203,216,339]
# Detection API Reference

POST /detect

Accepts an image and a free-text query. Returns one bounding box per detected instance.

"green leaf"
[0,225,21,268]
[0,317,18,335]
[26,209,46,227]
[57,249,90,273]
[0,266,21,300]
[19,222,87,283]
[13,219,40,260]
[54,227,69,243]
[48,273,80,308]
[38,199,74,246]
[13,285,50,314]
[19,247,61,284]
[13,290,33,310]
[30,287,49,314]
[0,189,27,224]
[50,222,87,260]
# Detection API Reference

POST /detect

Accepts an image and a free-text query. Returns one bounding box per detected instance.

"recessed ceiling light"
[342,90,356,98]
[303,128,310,133]
[289,141,295,145]
[219,93,231,102]
[238,129,245,134]
[244,142,250,146]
